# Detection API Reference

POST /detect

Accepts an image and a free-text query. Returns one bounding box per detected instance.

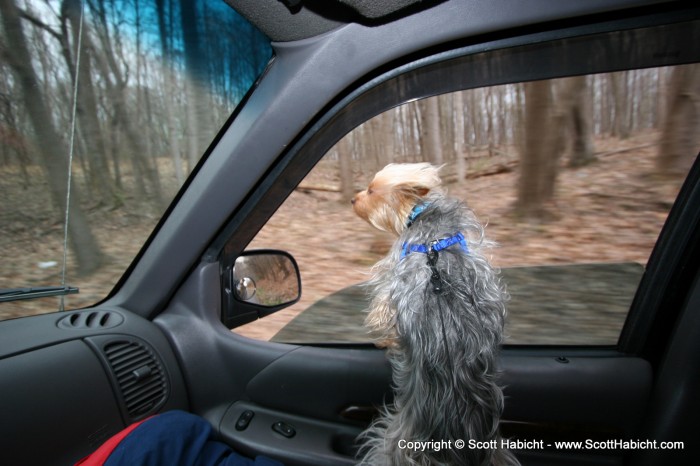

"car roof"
[226,0,444,41]
[227,0,676,42]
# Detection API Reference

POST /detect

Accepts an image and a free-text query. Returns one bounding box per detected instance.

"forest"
[239,64,700,342]
[331,66,699,217]
[1,0,699,323]
[0,0,270,278]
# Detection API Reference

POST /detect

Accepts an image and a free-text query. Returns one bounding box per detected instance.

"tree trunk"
[562,76,595,168]
[369,111,394,168]
[439,94,455,162]
[453,90,466,183]
[181,0,209,170]
[111,82,159,200]
[611,72,631,139]
[418,97,443,165]
[657,64,700,176]
[91,0,163,207]
[155,0,184,187]
[1,0,103,275]
[516,80,562,219]
[337,135,355,203]
[62,0,117,207]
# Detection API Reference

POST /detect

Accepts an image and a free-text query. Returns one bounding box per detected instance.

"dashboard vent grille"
[58,311,123,330]
[104,340,168,419]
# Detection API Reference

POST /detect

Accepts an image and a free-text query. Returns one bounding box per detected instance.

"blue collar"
[400,232,469,259]
[406,202,430,228]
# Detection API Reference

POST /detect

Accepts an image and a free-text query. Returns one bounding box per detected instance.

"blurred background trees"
[0,0,270,275]
[334,66,698,220]
[658,64,700,176]
[1,0,698,279]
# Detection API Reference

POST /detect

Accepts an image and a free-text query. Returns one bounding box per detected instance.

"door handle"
[339,405,378,422]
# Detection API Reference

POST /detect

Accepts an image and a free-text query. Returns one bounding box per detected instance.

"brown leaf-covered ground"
[0,131,689,344]
[237,131,687,341]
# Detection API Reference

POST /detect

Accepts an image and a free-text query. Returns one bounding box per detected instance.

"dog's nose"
[351,197,356,205]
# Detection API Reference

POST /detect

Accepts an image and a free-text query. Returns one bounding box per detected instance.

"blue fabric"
[400,232,469,259]
[104,411,283,466]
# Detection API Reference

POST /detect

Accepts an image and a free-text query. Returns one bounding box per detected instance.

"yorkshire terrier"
[352,163,517,465]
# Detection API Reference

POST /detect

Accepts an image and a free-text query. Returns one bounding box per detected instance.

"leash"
[421,247,469,464]
[407,203,470,462]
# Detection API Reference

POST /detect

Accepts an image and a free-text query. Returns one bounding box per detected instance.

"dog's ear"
[403,162,443,198]
[414,186,431,197]
[375,162,442,202]
[397,183,432,200]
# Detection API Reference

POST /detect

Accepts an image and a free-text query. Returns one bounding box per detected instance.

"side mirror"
[222,250,301,328]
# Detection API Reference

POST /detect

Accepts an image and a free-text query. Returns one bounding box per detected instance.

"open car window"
[234,40,697,345]
[0,0,271,321]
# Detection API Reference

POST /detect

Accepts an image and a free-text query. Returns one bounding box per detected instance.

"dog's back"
[359,195,517,465]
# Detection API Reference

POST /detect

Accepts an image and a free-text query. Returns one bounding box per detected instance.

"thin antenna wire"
[60,0,85,312]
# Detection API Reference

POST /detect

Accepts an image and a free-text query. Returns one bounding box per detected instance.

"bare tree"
[181,0,210,170]
[155,0,184,186]
[516,80,563,219]
[611,71,631,139]
[418,97,443,165]
[0,92,32,185]
[453,90,466,182]
[61,0,117,206]
[1,0,103,275]
[439,93,456,163]
[369,111,395,169]
[337,133,355,202]
[561,76,595,167]
[657,64,700,176]
[89,0,164,206]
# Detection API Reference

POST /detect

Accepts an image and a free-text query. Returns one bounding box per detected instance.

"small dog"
[352,163,517,465]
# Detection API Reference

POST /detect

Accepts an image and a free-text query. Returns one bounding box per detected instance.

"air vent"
[104,340,168,419]
[58,310,123,330]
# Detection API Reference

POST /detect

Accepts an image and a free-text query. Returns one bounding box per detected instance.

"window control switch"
[272,421,296,438]
[235,410,255,431]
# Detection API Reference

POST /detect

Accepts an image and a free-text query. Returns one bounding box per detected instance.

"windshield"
[0,0,271,320]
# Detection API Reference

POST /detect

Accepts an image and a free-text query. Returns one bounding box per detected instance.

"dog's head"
[351,163,442,235]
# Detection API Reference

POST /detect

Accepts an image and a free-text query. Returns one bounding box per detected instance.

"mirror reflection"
[233,252,300,307]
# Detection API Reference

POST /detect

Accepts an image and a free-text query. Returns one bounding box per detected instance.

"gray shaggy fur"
[358,194,519,466]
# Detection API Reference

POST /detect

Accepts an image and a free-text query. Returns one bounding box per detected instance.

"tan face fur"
[351,163,442,236]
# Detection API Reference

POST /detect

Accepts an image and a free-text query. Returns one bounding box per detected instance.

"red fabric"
[75,417,154,466]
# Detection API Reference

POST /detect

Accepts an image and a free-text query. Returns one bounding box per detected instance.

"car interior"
[1,0,699,465]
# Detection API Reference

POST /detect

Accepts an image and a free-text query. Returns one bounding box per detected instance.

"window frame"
[216,13,700,353]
